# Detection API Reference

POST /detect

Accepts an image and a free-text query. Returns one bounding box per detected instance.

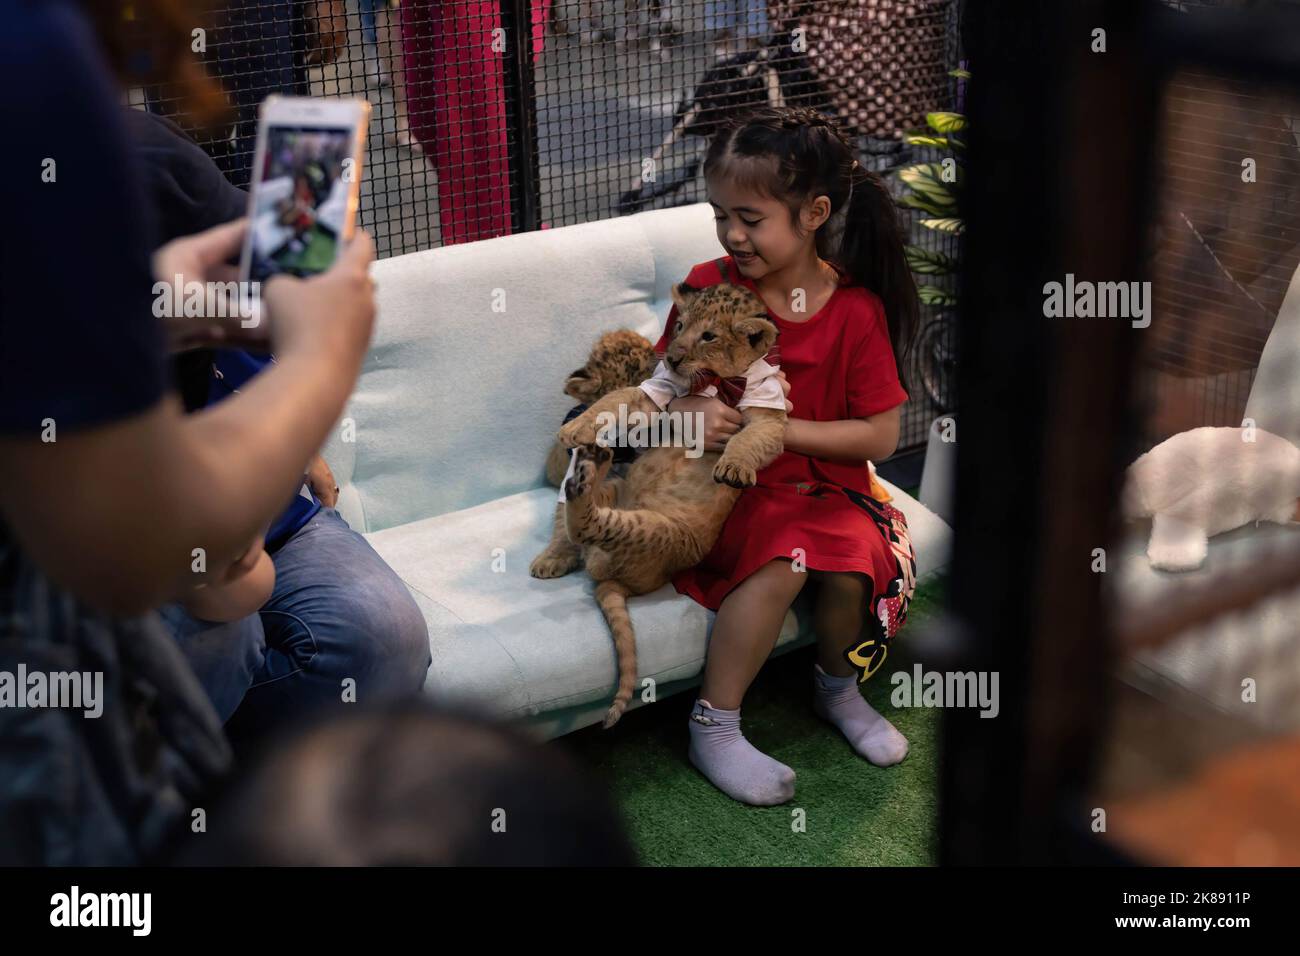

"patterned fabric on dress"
[842,489,917,683]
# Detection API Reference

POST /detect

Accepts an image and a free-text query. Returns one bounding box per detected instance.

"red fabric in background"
[400,0,551,245]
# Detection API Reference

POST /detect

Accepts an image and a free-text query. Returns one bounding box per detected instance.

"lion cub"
[544,329,658,488]
[529,282,787,727]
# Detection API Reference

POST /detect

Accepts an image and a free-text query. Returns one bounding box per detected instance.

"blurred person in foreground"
[171,705,637,866]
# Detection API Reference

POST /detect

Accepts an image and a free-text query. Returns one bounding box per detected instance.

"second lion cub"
[530,281,787,727]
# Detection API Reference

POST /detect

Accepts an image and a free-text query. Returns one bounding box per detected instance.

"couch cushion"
[366,477,952,723]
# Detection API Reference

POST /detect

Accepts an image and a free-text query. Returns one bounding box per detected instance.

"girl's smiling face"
[707,171,829,280]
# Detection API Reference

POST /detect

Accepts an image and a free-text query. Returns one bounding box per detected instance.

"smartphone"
[239,96,371,287]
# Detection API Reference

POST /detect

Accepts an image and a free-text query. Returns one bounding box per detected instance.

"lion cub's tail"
[595,579,638,729]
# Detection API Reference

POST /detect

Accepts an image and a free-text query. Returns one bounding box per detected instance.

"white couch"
[323,203,954,737]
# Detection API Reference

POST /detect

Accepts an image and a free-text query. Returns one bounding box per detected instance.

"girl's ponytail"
[832,158,919,391]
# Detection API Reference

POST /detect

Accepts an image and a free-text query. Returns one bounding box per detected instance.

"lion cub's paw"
[558,417,597,448]
[565,443,614,499]
[529,551,579,579]
[713,459,757,488]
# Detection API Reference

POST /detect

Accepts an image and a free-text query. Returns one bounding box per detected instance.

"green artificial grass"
[560,578,947,866]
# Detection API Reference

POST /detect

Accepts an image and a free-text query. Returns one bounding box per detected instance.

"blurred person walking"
[400,0,551,244]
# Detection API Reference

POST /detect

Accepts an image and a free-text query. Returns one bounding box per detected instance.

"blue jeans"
[160,508,431,737]
[358,0,381,47]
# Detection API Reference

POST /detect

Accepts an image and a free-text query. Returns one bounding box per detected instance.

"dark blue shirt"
[0,2,167,434]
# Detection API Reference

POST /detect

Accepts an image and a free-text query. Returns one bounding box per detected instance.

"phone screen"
[247,125,356,284]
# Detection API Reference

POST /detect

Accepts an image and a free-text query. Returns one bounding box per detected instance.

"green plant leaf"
[949,68,972,80]
[898,163,957,205]
[902,181,955,208]
[899,161,944,183]
[920,217,964,234]
[926,111,968,134]
[899,193,952,217]
[904,134,950,149]
[905,245,957,276]
[918,285,957,307]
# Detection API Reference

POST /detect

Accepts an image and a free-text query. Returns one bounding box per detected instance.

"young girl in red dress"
[657,107,920,805]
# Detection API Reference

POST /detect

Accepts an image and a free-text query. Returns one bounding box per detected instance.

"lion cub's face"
[564,329,658,404]
[664,282,778,380]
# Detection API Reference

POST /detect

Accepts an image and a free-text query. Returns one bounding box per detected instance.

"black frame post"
[501,0,543,235]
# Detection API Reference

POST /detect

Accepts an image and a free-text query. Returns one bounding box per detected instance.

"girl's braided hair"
[703,106,919,389]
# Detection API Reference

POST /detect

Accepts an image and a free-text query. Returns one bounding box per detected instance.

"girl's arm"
[782,406,901,463]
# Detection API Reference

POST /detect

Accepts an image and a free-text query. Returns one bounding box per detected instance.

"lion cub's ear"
[564,367,600,401]
[670,281,701,313]
[735,315,778,354]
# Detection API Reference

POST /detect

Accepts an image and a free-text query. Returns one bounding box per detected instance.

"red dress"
[656,257,918,679]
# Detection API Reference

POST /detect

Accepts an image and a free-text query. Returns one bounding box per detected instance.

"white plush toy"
[1122,426,1300,571]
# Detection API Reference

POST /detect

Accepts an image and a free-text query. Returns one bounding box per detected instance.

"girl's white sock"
[687,699,796,806]
[813,664,909,766]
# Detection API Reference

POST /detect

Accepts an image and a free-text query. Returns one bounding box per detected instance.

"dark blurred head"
[176,705,637,866]
[81,1,230,126]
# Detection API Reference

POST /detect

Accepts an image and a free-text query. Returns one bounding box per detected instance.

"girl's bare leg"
[813,570,868,677]
[810,571,909,766]
[688,558,807,806]
[700,557,808,709]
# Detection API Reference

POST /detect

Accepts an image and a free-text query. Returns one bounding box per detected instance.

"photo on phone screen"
[247,126,355,284]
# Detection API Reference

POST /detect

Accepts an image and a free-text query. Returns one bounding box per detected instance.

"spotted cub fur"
[530,282,787,727]
[545,329,658,487]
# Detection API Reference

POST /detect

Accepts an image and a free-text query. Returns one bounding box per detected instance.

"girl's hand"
[668,394,742,452]
[775,370,793,412]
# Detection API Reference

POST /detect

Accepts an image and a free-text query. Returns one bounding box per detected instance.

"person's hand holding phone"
[154,218,270,352]
[262,229,377,374]
[153,219,378,370]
